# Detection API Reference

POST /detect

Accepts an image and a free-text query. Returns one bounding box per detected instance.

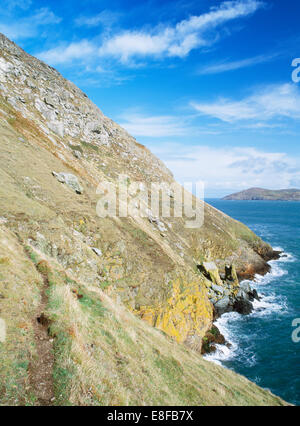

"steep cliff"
[0,33,284,405]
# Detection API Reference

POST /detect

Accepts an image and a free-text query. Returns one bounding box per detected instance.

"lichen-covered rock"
[225,264,239,286]
[134,276,212,352]
[198,261,223,287]
[211,283,225,294]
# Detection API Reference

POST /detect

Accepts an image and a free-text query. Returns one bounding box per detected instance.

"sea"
[204,199,300,406]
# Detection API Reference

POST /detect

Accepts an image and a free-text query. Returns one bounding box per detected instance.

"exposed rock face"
[52,172,83,194]
[233,298,253,315]
[0,32,278,352]
[199,261,261,317]
[198,261,224,287]
[201,325,226,354]
[214,296,232,316]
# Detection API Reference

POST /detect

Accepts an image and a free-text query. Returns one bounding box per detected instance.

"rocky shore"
[200,249,281,354]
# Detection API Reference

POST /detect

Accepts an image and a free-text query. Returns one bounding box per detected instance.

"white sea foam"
[251,294,288,317]
[204,312,240,365]
[278,251,296,263]
[253,258,288,286]
[204,311,258,367]
[204,249,291,366]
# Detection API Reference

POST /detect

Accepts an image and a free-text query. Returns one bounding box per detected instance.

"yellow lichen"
[132,276,212,350]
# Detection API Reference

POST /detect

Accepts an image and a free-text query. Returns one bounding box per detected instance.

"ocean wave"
[204,312,239,365]
[204,250,291,367]
[278,252,297,263]
[251,248,296,286]
[204,311,258,367]
[253,262,287,286]
[251,294,289,317]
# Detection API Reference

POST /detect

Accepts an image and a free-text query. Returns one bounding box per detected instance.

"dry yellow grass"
[0,233,287,405]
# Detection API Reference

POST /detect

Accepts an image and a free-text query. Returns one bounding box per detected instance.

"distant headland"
[223,187,300,201]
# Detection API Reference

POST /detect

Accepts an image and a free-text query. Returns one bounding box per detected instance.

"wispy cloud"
[37,0,264,66]
[38,40,95,65]
[119,112,221,138]
[74,10,120,28]
[0,7,62,40]
[191,83,300,122]
[119,113,192,137]
[199,52,278,74]
[98,0,264,63]
[150,143,300,195]
[2,0,32,10]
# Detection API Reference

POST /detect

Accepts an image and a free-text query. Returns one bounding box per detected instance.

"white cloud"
[38,0,264,66]
[74,10,120,28]
[2,0,32,10]
[119,113,189,137]
[199,53,277,74]
[119,113,221,138]
[149,143,300,196]
[98,0,264,62]
[38,40,95,65]
[0,7,61,40]
[192,83,300,122]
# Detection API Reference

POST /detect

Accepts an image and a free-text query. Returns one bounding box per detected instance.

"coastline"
[204,248,293,364]
[200,248,283,355]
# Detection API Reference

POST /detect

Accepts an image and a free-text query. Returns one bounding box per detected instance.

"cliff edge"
[0,33,285,405]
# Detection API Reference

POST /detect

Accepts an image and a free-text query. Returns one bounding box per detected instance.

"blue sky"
[1,0,300,197]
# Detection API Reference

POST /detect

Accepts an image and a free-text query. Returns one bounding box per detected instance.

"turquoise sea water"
[204,199,300,406]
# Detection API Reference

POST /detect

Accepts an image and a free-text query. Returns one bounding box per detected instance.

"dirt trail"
[28,270,55,406]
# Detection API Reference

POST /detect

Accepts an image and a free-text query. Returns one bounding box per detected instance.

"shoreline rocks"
[201,325,226,355]
[201,255,277,354]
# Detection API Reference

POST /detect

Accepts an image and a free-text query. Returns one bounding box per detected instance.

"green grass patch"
[79,293,106,317]
[80,141,99,152]
[52,331,74,406]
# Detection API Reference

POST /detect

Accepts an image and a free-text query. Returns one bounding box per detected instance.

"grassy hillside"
[0,226,287,405]
[0,32,287,405]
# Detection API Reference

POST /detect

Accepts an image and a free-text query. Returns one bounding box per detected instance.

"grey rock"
[240,281,252,293]
[214,296,232,315]
[233,298,253,315]
[52,172,83,194]
[211,284,224,294]
[146,209,167,232]
[48,120,64,137]
[251,289,260,301]
[236,289,249,300]
[91,247,102,257]
[44,96,56,108]
[73,150,82,159]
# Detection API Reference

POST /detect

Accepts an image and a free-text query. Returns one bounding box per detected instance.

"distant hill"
[223,187,300,201]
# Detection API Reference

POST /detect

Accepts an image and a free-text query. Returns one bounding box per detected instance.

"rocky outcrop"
[200,261,260,318]
[52,172,83,194]
[201,325,226,354]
